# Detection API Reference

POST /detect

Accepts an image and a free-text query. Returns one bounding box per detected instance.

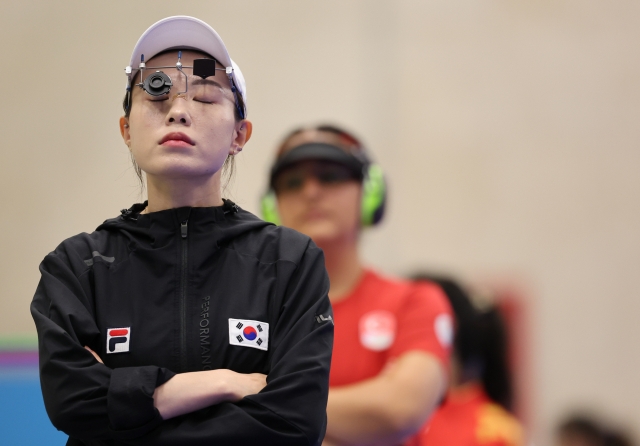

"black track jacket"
[31,200,334,445]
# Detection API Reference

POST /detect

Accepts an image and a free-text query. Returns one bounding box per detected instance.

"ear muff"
[260,163,386,227]
[360,163,386,226]
[260,190,281,225]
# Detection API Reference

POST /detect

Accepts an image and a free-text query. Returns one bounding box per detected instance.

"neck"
[144,173,224,213]
[317,237,363,303]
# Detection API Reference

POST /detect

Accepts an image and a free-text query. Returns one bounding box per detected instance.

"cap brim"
[270,143,366,186]
[129,16,232,69]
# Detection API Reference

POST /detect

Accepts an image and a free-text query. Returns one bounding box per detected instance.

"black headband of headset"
[269,142,369,188]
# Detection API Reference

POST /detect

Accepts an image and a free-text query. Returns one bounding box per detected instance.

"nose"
[300,176,323,199]
[165,97,192,126]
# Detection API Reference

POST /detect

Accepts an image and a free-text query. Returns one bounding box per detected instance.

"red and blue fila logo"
[106,327,131,354]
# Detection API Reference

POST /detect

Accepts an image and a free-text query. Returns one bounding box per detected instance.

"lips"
[160,132,195,146]
[304,208,328,220]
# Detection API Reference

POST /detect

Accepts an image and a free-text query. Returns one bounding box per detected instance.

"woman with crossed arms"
[31,16,333,445]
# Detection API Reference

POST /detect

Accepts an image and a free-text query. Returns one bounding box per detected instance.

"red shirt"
[330,269,452,387]
[417,383,524,446]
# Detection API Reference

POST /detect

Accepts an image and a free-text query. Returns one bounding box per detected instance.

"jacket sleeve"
[131,240,334,446]
[31,245,176,443]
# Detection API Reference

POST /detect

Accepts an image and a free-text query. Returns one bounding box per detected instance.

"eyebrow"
[190,78,226,90]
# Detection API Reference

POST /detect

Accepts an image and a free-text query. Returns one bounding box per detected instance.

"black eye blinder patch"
[193,59,218,79]
[142,71,173,96]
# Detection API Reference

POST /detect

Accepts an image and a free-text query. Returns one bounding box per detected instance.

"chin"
[143,158,225,179]
[293,222,342,245]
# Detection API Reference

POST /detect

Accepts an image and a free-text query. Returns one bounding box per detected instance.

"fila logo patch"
[106,327,131,354]
[228,319,269,351]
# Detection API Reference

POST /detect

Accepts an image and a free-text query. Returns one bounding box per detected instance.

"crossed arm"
[323,350,446,446]
[33,241,333,445]
[85,347,266,420]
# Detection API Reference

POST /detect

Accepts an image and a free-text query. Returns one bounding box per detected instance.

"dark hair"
[411,273,514,411]
[604,432,634,446]
[557,417,604,446]
[557,416,636,446]
[122,49,241,192]
[476,306,512,410]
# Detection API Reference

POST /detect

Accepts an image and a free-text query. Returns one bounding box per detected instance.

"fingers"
[228,372,268,400]
[238,373,267,397]
[84,346,104,364]
[250,373,268,394]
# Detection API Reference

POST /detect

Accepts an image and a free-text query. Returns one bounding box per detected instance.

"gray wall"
[2,1,639,443]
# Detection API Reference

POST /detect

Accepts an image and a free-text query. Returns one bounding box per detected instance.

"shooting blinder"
[138,58,219,97]
[124,52,245,118]
[193,59,218,79]
[142,72,173,96]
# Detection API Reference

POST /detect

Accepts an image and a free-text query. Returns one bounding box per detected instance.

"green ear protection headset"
[260,145,387,227]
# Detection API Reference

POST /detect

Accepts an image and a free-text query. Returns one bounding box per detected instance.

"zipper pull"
[181,220,188,238]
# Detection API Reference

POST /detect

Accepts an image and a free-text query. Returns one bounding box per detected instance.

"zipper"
[179,219,188,372]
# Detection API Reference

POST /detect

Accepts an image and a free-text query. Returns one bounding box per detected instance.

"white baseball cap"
[125,15,247,116]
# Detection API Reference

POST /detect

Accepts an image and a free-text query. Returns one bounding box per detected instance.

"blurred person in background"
[262,124,454,445]
[411,274,524,446]
[555,415,635,446]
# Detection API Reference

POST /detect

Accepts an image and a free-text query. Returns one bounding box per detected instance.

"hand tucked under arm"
[324,350,446,446]
[84,346,267,421]
[85,346,104,363]
[153,369,267,420]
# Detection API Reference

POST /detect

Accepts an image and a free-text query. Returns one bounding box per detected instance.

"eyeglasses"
[273,162,360,194]
[124,51,245,118]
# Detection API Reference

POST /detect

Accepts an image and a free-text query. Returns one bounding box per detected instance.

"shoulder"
[373,271,452,316]
[409,280,452,314]
[363,269,447,306]
[42,218,126,277]
[225,208,320,266]
[360,269,408,293]
[363,270,453,336]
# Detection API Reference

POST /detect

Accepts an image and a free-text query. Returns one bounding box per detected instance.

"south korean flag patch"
[229,319,269,351]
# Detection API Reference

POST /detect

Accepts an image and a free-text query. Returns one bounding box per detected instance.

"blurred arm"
[324,350,446,446]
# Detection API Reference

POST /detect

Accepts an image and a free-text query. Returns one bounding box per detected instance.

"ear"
[229,119,253,155]
[119,116,131,148]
